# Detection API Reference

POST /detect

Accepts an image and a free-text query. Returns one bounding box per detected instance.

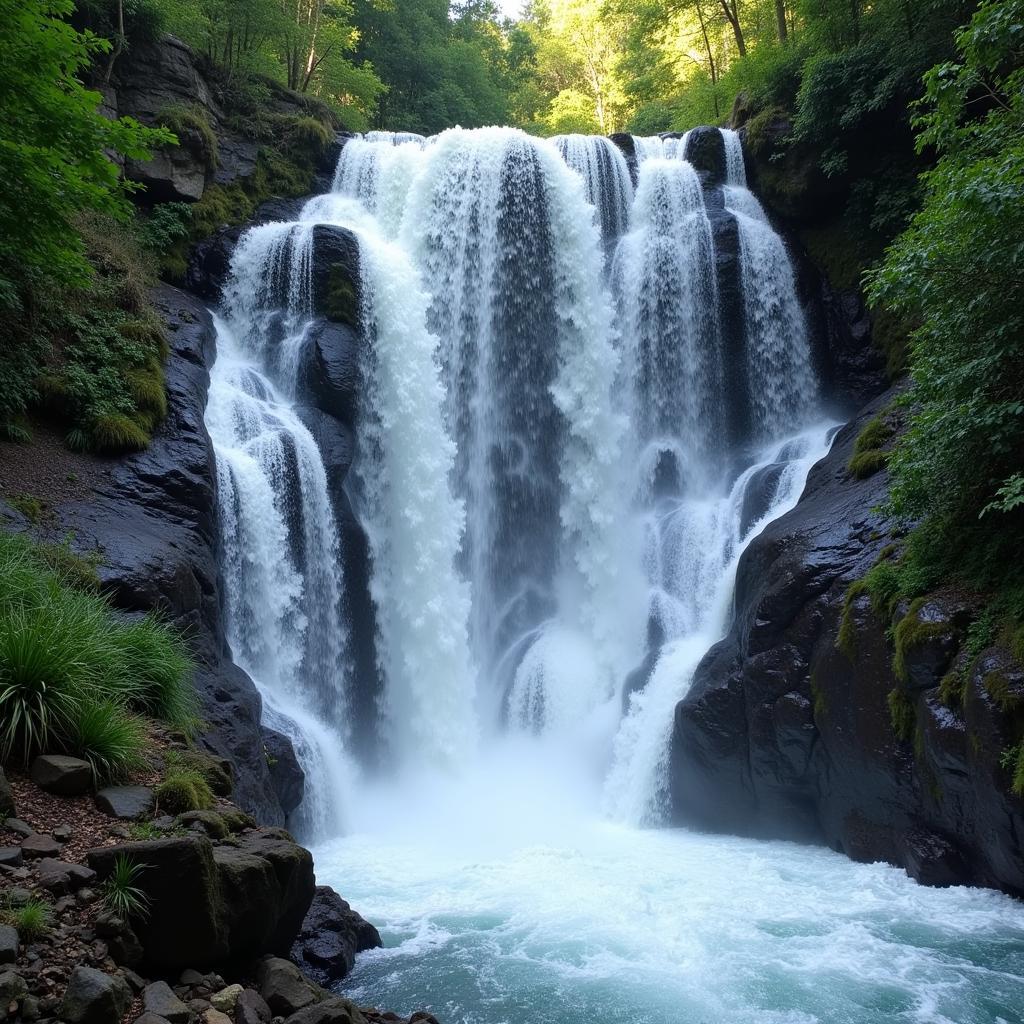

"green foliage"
[155,767,215,814]
[0,532,195,776]
[865,0,1024,611]
[156,104,219,169]
[3,896,52,942]
[101,854,151,921]
[887,687,916,742]
[6,495,48,525]
[0,0,172,298]
[847,414,894,478]
[999,743,1024,796]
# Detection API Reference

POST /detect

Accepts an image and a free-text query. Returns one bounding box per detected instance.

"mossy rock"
[176,809,229,840]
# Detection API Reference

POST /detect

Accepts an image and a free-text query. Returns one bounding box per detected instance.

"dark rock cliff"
[50,285,301,825]
[669,390,1024,896]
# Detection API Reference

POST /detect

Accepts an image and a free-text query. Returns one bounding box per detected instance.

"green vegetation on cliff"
[0,531,197,781]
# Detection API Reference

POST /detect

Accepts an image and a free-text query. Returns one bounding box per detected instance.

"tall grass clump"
[0,532,195,781]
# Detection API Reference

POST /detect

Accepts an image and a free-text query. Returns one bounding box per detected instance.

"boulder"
[255,957,319,1017]
[234,988,271,1024]
[3,819,33,838]
[684,126,727,187]
[59,967,131,1024]
[309,226,360,327]
[95,786,155,820]
[86,831,314,970]
[0,769,14,818]
[210,984,244,1014]
[0,971,27,1007]
[286,998,367,1024]
[20,834,61,859]
[143,980,192,1024]
[203,1010,233,1024]
[291,886,382,987]
[177,810,229,839]
[0,925,18,965]
[0,847,23,868]
[35,858,97,895]
[135,1015,173,1024]
[30,754,91,796]
[299,321,361,428]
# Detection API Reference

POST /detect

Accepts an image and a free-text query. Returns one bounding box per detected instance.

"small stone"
[94,787,154,821]
[0,848,22,868]
[135,1014,173,1024]
[175,811,227,840]
[20,834,61,859]
[59,966,131,1024]
[0,971,28,1007]
[36,858,97,895]
[204,1010,233,1024]
[210,984,244,1014]
[4,819,34,839]
[153,816,177,831]
[21,993,40,1020]
[188,998,212,1014]
[77,888,96,905]
[143,980,192,1024]
[234,988,270,1024]
[180,970,205,987]
[30,755,92,796]
[52,825,73,842]
[285,998,366,1024]
[0,926,18,966]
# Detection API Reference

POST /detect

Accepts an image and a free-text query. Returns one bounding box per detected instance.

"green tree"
[866,0,1024,597]
[0,0,171,301]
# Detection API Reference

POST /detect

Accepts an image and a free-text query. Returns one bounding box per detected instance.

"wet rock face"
[290,886,382,987]
[685,126,727,187]
[669,389,1024,897]
[86,831,315,971]
[52,285,297,826]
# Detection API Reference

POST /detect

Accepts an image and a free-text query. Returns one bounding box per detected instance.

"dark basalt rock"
[95,786,155,820]
[0,769,15,819]
[608,132,638,185]
[299,321,362,428]
[685,126,727,187]
[261,727,306,818]
[310,226,361,327]
[669,388,1024,896]
[290,886,382,987]
[60,966,131,1024]
[86,831,315,971]
[30,754,92,796]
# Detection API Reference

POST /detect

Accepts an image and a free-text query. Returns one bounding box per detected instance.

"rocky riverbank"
[0,747,430,1024]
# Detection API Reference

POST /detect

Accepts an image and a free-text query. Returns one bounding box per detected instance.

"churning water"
[205,127,1024,1022]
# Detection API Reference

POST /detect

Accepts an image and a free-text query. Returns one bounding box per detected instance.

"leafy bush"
[101,854,150,921]
[865,0,1024,612]
[0,532,194,775]
[154,767,215,814]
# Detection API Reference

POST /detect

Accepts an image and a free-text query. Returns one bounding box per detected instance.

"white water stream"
[204,127,1024,1022]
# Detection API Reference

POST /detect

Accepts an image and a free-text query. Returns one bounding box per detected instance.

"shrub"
[165,749,231,795]
[0,532,195,767]
[101,854,150,921]
[154,768,214,814]
[68,701,146,782]
[4,897,51,942]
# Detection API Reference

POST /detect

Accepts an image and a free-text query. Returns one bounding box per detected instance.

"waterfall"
[398,127,638,728]
[206,123,827,840]
[552,134,633,249]
[205,305,352,840]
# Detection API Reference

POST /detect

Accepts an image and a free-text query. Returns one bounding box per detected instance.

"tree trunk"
[718,0,747,56]
[102,0,125,83]
[775,0,788,42]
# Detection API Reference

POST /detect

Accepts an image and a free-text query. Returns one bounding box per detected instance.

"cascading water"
[552,134,633,250]
[205,125,1024,1024]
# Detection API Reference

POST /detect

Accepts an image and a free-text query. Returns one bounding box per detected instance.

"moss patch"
[893,598,953,683]
[888,687,915,742]
[848,448,888,479]
[322,264,359,328]
[156,104,219,170]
